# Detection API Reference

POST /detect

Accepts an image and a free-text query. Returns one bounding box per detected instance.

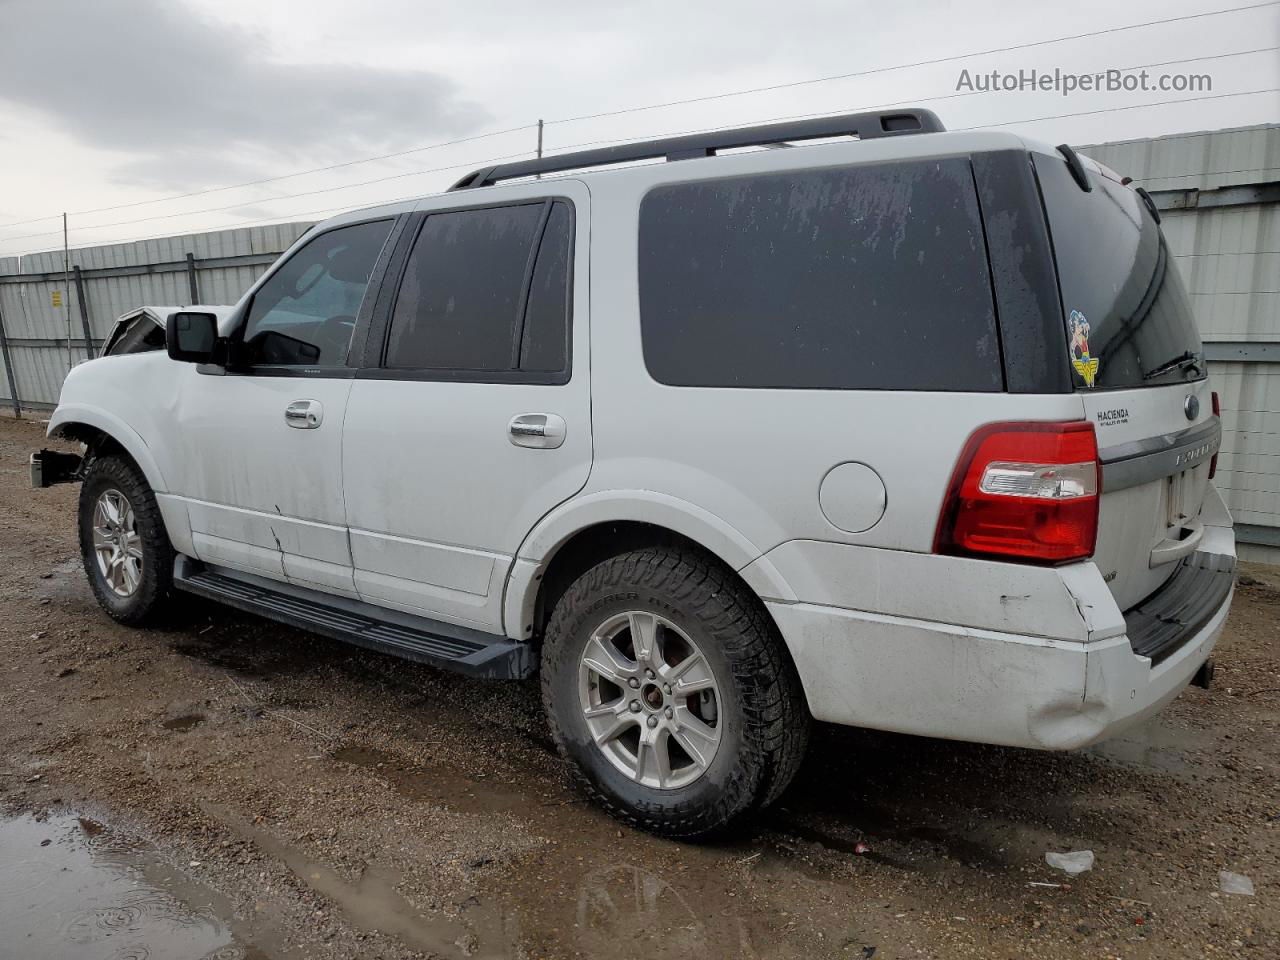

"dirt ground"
[1,413,1276,960]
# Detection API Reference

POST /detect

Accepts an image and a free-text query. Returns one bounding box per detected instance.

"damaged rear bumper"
[769,585,1232,751]
[761,497,1236,751]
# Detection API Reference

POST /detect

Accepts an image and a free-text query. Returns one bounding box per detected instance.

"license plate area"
[1165,471,1189,529]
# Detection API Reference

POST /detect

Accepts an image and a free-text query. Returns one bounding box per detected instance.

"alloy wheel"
[578,610,723,790]
[91,488,143,597]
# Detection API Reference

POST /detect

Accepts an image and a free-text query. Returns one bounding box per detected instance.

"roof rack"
[449,109,945,190]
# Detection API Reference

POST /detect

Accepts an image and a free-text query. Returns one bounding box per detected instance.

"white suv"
[36,110,1235,837]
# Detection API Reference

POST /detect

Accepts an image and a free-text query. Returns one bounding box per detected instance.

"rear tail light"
[1209,391,1220,479]
[934,421,1099,564]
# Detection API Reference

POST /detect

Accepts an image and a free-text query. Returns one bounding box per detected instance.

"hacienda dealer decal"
[1069,309,1100,387]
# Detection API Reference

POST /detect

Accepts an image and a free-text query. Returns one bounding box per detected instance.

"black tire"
[78,453,175,625]
[541,545,810,838]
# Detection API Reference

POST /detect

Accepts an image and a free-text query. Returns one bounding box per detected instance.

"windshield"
[1034,153,1204,391]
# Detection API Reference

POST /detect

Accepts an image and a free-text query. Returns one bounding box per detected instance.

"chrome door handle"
[509,413,566,449]
[284,399,323,429]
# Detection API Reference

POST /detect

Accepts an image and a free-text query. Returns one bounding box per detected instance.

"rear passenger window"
[520,202,572,372]
[638,159,1002,391]
[384,200,573,379]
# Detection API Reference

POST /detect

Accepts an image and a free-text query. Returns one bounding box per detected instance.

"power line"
[0,124,537,229]
[539,45,1278,158]
[955,86,1280,130]
[7,153,536,255]
[4,2,1275,233]
[0,150,533,243]
[542,0,1280,125]
[6,83,1278,255]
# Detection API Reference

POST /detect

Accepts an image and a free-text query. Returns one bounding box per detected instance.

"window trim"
[222,214,401,380]
[361,195,576,386]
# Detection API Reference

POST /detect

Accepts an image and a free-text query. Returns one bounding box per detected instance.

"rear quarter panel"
[582,146,1087,561]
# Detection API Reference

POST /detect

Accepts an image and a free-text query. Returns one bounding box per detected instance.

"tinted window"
[242,220,392,366]
[637,159,1001,391]
[1034,154,1203,391]
[520,202,572,373]
[386,204,544,371]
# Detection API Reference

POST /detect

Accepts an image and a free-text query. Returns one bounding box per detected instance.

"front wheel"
[78,453,175,625]
[541,546,810,838]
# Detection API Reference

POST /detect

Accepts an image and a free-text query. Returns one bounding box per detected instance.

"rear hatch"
[1034,151,1221,610]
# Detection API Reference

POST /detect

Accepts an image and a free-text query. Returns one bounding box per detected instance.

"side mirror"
[166,311,220,364]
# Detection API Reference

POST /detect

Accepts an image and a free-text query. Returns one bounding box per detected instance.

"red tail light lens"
[1209,391,1220,479]
[935,421,1099,564]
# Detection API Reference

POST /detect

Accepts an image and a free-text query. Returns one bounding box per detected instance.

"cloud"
[0,0,489,188]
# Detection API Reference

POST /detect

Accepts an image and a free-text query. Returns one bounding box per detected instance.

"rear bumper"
[769,584,1231,750]
[762,491,1236,751]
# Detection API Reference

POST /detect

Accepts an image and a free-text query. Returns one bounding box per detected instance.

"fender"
[502,488,798,639]
[48,402,168,494]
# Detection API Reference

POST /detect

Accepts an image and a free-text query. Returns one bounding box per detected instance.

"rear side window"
[385,200,572,378]
[1034,154,1204,391]
[637,158,1001,391]
[520,202,573,372]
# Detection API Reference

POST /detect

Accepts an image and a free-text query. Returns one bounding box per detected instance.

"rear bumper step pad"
[173,558,533,680]
[1124,551,1235,665]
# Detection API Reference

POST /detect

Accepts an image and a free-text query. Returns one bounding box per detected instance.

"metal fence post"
[72,265,95,361]
[0,299,21,418]
[186,252,199,303]
[62,213,73,373]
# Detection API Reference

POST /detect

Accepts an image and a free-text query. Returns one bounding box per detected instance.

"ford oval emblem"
[1184,394,1200,420]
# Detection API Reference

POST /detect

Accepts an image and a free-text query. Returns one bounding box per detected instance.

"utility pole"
[536,119,544,180]
[62,213,72,373]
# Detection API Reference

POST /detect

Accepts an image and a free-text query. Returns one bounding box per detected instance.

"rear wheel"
[78,453,174,625]
[541,545,809,838]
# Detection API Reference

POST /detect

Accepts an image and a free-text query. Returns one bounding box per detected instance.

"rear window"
[637,158,1002,391]
[1034,154,1204,391]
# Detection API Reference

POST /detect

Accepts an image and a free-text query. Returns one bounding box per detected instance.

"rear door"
[341,184,590,633]
[1034,152,1220,609]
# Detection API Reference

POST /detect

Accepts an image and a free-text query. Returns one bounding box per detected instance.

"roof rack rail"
[449,108,944,190]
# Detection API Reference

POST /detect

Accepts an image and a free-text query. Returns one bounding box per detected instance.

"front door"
[167,217,396,596]
[342,185,591,632]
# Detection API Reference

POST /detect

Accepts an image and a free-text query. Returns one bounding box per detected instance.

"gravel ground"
[1,413,1276,959]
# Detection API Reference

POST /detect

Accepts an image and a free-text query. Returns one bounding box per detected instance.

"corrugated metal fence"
[0,222,312,409]
[1080,123,1280,563]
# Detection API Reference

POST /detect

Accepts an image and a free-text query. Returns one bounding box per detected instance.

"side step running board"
[173,557,533,680]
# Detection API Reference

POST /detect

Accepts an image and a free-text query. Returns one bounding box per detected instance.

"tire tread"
[541,545,809,838]
[78,453,175,626]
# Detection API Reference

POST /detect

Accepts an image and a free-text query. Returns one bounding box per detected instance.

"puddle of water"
[163,714,206,732]
[203,802,509,960]
[332,745,530,816]
[1086,718,1213,775]
[326,745,809,957]
[574,864,713,958]
[0,811,273,960]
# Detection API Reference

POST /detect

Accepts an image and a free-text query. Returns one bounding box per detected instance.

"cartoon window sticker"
[1069,309,1100,387]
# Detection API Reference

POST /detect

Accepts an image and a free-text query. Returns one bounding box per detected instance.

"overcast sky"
[0,0,1276,256]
